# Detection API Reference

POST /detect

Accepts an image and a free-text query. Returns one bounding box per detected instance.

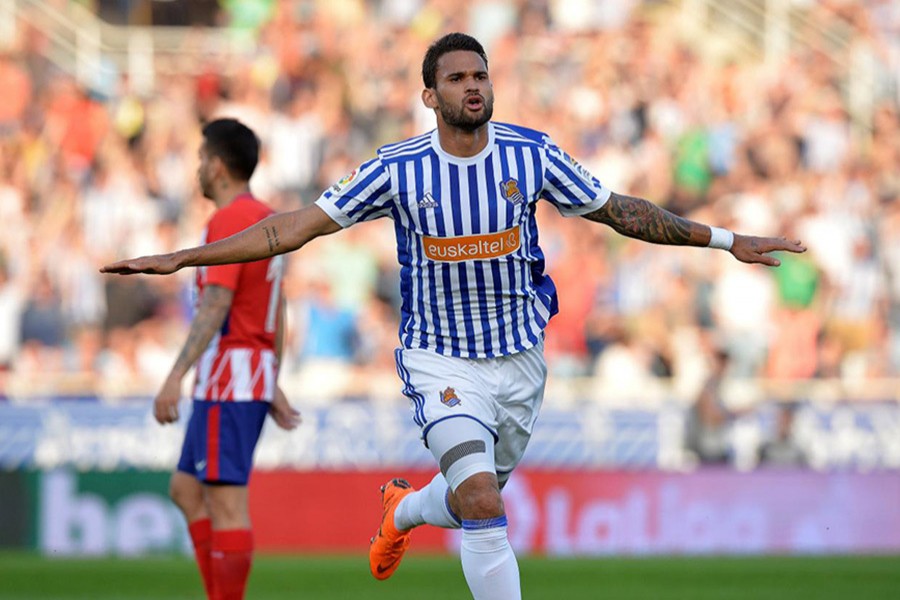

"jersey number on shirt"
[264,255,285,333]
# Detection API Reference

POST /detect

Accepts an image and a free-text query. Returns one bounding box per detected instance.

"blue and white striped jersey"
[314,121,611,359]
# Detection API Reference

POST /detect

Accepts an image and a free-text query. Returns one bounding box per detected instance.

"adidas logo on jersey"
[417,193,438,209]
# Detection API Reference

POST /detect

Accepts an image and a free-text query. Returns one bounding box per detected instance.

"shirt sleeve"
[202,207,246,291]
[541,136,611,217]
[314,157,394,228]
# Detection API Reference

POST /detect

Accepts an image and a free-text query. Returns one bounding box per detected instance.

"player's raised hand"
[730,235,806,267]
[269,386,302,430]
[100,252,181,275]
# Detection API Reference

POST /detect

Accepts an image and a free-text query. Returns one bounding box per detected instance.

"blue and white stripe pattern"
[462,515,508,530]
[394,348,427,426]
[316,122,611,359]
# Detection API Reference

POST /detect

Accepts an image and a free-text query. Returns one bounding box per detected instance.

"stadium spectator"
[0,253,25,373]
[757,402,808,468]
[0,51,31,134]
[684,346,738,466]
[19,270,66,350]
[284,274,360,402]
[266,82,325,206]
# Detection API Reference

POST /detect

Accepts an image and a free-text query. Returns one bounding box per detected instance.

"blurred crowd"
[1,0,900,407]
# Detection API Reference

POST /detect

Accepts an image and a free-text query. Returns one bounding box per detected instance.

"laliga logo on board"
[440,387,461,407]
[500,178,525,204]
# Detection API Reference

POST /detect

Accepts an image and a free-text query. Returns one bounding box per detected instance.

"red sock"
[211,529,254,600]
[188,519,214,598]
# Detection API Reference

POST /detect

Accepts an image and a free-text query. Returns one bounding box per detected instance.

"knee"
[206,487,250,529]
[453,473,504,520]
[206,493,237,521]
[169,474,203,517]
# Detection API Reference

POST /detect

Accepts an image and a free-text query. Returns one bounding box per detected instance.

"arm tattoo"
[171,285,234,377]
[263,225,281,253]
[583,192,704,246]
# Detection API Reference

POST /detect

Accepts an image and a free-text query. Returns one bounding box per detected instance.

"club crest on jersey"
[331,168,358,193]
[440,387,461,407]
[500,178,525,204]
[417,192,438,209]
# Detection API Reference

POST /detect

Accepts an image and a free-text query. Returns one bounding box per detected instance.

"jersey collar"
[430,122,495,166]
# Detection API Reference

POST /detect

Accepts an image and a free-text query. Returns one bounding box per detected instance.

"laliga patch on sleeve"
[563,152,595,184]
[330,168,359,193]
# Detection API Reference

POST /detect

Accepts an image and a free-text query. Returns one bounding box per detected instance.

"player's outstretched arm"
[727,234,806,267]
[582,191,806,266]
[100,204,342,275]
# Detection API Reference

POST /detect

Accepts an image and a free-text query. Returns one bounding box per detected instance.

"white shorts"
[394,339,547,480]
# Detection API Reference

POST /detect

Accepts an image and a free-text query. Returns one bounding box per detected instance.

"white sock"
[394,472,462,530]
[460,518,521,600]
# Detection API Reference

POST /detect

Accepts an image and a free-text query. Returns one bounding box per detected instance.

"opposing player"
[152,118,300,600]
[102,34,804,599]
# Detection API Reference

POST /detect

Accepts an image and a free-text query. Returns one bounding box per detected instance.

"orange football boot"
[369,478,416,580]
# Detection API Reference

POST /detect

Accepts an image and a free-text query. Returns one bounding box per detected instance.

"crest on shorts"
[440,387,461,407]
[331,168,358,193]
[499,178,525,204]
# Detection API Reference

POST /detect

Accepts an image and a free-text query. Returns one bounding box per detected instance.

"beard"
[198,172,214,199]
[436,92,494,132]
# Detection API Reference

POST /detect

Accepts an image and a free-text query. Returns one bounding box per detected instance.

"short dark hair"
[201,118,259,181]
[422,33,488,89]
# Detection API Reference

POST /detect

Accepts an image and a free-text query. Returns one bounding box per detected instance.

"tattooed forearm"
[170,285,234,378]
[263,225,281,253]
[583,192,707,246]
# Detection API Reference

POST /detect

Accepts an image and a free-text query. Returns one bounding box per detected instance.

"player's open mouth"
[465,96,484,110]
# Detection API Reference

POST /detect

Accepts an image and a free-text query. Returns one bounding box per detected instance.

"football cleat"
[369,478,415,580]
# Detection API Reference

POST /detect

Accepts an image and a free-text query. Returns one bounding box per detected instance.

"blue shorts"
[176,400,269,485]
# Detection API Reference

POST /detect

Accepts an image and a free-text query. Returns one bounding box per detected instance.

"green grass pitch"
[0,553,897,599]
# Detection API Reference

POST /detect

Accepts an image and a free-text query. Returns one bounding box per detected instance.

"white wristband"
[708,226,734,250]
